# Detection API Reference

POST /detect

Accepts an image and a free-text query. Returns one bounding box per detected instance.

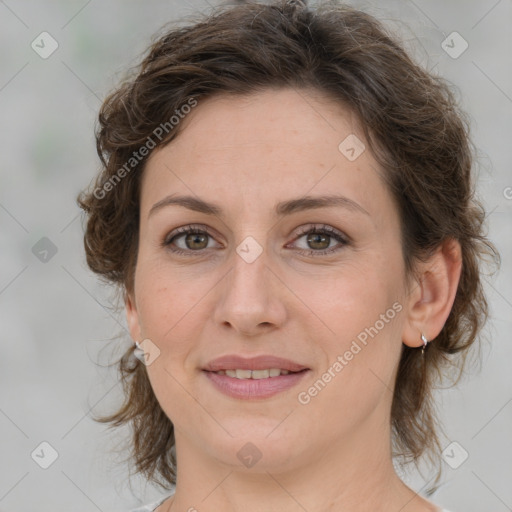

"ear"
[125,290,142,342]
[402,238,462,348]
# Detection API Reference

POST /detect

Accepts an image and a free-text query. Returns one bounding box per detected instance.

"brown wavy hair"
[77,0,500,493]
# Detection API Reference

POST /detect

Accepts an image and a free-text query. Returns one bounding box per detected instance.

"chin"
[203,429,306,473]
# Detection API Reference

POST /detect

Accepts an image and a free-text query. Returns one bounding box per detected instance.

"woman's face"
[126,87,413,473]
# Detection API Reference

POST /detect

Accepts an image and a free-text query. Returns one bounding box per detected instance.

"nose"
[212,246,287,337]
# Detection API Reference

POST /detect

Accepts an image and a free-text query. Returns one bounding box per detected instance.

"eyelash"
[162,223,349,258]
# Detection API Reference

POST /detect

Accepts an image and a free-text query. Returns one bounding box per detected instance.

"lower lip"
[203,370,310,399]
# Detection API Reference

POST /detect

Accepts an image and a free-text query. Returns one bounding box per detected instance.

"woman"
[77,1,499,510]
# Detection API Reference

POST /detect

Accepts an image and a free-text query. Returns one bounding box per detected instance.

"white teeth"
[235,369,252,379]
[251,369,270,379]
[216,368,292,379]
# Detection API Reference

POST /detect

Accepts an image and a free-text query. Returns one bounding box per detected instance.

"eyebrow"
[148,193,370,219]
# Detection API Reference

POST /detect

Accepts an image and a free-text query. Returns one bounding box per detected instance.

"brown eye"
[290,225,349,257]
[183,232,209,250]
[162,224,218,255]
[163,223,348,258]
[305,232,330,251]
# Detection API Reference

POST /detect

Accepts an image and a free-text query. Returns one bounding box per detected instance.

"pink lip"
[203,354,309,372]
[203,369,310,400]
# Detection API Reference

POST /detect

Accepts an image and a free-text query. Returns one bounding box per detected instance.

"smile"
[203,368,310,399]
[213,368,292,378]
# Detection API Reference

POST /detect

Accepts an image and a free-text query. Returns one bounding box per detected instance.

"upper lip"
[203,355,309,372]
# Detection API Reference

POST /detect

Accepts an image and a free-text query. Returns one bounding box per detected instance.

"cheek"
[135,257,205,333]
[130,243,210,409]
[295,258,405,395]
[133,260,221,377]
[134,267,211,422]
[296,278,403,431]
[296,260,403,344]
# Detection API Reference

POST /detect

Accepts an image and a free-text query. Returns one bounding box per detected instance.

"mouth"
[206,368,307,379]
[202,368,310,400]
[202,354,309,373]
[202,355,310,399]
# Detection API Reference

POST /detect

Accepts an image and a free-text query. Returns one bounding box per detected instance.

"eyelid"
[291,224,349,243]
[163,223,217,243]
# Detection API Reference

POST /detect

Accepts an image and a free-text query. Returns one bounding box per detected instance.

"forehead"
[140,87,393,223]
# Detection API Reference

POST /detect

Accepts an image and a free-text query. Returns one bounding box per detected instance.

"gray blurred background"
[0,1,510,511]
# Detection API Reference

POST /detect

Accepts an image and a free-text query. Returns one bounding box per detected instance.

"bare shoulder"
[131,494,173,512]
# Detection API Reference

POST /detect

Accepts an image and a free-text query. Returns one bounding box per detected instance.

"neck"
[168,408,432,512]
